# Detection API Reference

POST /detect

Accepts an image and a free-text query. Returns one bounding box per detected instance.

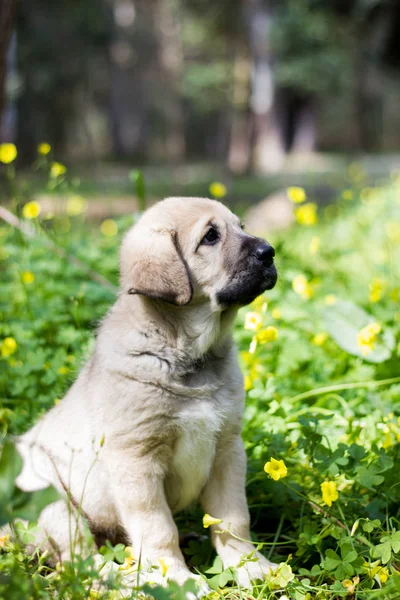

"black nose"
[253,243,275,267]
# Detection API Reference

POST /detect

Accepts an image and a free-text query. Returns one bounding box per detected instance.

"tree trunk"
[227,48,252,174]
[0,0,17,133]
[154,0,185,163]
[353,9,390,152]
[109,0,157,159]
[242,0,285,174]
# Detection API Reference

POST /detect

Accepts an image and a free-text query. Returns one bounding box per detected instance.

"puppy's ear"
[121,228,192,306]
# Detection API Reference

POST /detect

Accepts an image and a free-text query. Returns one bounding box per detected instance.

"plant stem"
[282,481,374,549]
[267,511,285,560]
[290,376,400,404]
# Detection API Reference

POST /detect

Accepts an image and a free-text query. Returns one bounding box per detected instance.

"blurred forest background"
[1,0,400,176]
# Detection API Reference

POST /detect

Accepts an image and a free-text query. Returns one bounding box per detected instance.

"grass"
[1,159,400,598]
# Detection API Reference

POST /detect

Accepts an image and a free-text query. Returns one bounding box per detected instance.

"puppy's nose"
[253,243,275,267]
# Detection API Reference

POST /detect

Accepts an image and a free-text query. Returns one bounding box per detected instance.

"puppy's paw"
[166,566,210,598]
[166,564,199,585]
[235,555,278,589]
[121,559,209,598]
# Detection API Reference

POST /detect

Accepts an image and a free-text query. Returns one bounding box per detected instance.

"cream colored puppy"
[16,197,278,588]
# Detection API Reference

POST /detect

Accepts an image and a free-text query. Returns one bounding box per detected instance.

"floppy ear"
[121,228,192,306]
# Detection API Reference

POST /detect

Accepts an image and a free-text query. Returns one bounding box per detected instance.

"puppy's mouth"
[261,263,278,291]
[249,261,278,299]
[217,262,278,308]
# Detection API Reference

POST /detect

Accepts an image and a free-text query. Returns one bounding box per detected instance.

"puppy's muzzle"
[252,243,275,268]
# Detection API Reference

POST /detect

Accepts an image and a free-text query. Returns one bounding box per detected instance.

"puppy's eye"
[201,227,219,245]
[240,222,245,230]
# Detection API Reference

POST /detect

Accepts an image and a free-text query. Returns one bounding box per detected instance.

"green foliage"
[1,166,400,598]
[0,440,59,526]
[99,540,127,564]
[143,579,202,600]
[271,0,353,95]
[129,170,147,213]
[204,555,236,589]
[322,542,363,579]
[235,175,400,598]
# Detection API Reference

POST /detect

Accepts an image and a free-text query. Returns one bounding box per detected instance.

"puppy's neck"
[116,294,238,369]
[147,296,238,360]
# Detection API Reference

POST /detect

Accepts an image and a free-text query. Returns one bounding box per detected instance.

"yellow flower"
[159,558,170,576]
[0,534,10,547]
[365,561,389,584]
[1,337,17,358]
[342,190,353,201]
[264,458,288,481]
[251,295,268,312]
[321,481,339,507]
[295,203,318,226]
[209,182,227,198]
[0,143,17,164]
[66,195,87,216]
[203,514,223,528]
[256,326,278,344]
[38,142,51,155]
[309,236,320,255]
[1,338,17,358]
[266,563,295,589]
[356,322,381,355]
[100,219,118,237]
[312,332,328,346]
[324,294,337,305]
[244,375,252,391]
[58,366,69,375]
[342,577,359,594]
[244,311,262,331]
[369,278,384,304]
[240,351,252,366]
[120,546,135,570]
[22,201,41,219]
[390,288,399,303]
[382,428,394,450]
[342,579,353,593]
[271,308,281,319]
[374,566,389,584]
[292,274,313,300]
[22,271,35,284]
[350,520,359,536]
[50,162,67,178]
[287,186,306,203]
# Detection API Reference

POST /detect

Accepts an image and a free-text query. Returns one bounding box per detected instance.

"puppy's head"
[120,197,277,308]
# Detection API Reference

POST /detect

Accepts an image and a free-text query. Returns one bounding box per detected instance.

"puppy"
[15,197,278,588]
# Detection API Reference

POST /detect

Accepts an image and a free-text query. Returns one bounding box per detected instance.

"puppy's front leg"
[107,456,192,584]
[201,434,277,587]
